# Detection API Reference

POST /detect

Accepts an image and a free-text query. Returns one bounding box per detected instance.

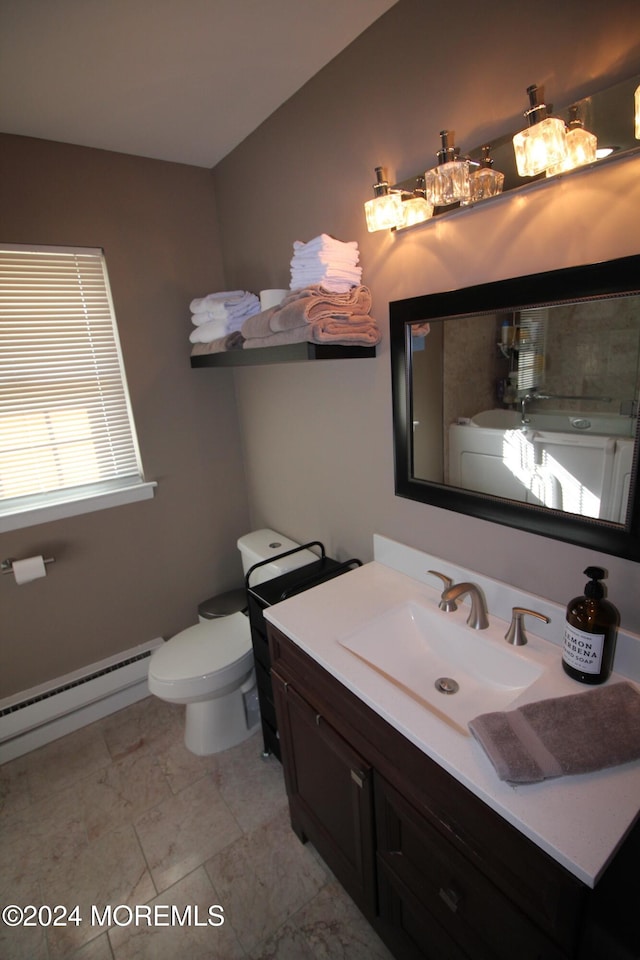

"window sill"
[0,481,157,532]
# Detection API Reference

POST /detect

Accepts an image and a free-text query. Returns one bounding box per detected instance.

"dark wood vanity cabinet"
[267,623,639,960]
[272,671,376,918]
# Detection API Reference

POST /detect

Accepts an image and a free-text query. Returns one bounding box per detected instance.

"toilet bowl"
[148,529,316,755]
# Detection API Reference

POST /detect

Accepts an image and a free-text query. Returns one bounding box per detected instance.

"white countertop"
[264,538,640,888]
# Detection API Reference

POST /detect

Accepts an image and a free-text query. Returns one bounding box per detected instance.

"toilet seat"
[148,611,253,701]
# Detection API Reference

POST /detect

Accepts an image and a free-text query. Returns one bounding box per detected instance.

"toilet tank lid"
[237,528,318,579]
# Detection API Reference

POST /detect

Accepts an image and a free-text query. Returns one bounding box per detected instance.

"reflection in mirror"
[391,256,640,561]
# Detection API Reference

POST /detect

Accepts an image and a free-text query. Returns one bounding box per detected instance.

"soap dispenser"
[562,567,619,684]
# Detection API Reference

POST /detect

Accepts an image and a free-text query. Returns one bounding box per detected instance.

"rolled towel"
[469,681,640,783]
[189,317,228,343]
[190,290,245,313]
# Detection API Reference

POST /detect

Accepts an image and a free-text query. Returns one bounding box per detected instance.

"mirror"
[394,73,640,219]
[390,255,640,561]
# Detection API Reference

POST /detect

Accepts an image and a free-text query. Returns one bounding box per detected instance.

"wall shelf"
[190,342,376,367]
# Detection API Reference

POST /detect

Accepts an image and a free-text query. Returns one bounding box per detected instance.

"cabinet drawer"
[375,774,566,960]
[377,862,471,960]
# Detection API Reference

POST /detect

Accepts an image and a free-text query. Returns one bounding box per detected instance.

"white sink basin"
[339,600,544,734]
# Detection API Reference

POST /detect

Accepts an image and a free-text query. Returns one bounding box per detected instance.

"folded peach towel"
[271,285,372,331]
[469,681,640,783]
[310,317,381,345]
[242,285,373,338]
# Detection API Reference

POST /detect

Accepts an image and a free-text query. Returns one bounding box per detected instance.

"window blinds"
[517,307,547,393]
[0,245,145,516]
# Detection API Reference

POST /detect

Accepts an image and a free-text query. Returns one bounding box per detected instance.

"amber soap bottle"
[562,567,619,684]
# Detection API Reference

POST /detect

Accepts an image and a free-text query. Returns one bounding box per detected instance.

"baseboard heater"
[0,638,164,763]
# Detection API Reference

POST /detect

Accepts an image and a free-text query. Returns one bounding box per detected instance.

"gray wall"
[0,135,251,698]
[214,0,640,631]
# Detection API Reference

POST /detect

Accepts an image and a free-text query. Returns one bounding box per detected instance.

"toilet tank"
[238,529,317,586]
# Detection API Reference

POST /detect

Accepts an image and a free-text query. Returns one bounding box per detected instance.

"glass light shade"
[635,84,640,139]
[399,196,434,228]
[425,159,471,206]
[546,126,597,176]
[364,192,404,232]
[513,116,567,177]
[469,166,505,201]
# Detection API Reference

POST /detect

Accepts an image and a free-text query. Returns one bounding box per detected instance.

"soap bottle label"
[562,623,604,674]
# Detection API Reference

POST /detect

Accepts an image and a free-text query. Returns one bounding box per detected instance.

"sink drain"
[435,677,459,695]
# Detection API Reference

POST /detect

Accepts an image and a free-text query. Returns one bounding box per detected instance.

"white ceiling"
[0,0,397,168]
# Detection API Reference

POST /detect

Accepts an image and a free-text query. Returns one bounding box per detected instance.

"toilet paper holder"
[1,556,55,575]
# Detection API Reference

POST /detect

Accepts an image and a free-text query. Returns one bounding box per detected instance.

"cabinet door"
[272,669,376,918]
[375,774,566,960]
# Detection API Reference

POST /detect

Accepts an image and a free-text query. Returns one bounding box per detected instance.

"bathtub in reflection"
[449,409,636,523]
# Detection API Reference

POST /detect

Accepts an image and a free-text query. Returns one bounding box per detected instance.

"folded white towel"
[292,234,359,256]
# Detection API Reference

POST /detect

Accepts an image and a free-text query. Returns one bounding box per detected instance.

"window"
[0,244,155,532]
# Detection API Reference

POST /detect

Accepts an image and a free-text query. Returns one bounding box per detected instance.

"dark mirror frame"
[390,255,640,562]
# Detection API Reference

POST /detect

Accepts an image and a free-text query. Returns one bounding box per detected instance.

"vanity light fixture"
[512,84,567,177]
[635,84,640,139]
[546,104,598,176]
[364,166,404,232]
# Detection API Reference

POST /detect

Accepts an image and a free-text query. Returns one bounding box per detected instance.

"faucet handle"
[505,607,550,646]
[427,571,458,611]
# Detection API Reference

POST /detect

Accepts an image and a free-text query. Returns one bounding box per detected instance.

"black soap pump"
[562,567,619,684]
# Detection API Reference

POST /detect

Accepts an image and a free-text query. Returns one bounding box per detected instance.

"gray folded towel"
[190,331,245,355]
[469,681,640,783]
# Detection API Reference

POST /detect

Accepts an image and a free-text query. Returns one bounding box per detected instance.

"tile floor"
[0,696,393,960]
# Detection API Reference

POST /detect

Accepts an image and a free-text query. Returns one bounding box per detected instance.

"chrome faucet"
[520,392,612,426]
[440,582,490,630]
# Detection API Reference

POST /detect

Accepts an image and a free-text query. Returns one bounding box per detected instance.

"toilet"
[148,529,316,755]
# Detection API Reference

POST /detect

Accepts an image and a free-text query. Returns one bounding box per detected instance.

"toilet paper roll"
[260,289,288,311]
[12,555,47,585]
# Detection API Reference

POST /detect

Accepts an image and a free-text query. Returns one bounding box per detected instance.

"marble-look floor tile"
[44,824,155,959]
[134,773,242,893]
[109,867,246,960]
[152,731,219,796]
[0,783,88,890]
[25,724,113,802]
[205,807,328,955]
[254,880,394,960]
[70,933,115,959]
[0,873,48,960]
[99,697,182,762]
[0,752,30,818]
[76,744,171,841]
[213,733,288,832]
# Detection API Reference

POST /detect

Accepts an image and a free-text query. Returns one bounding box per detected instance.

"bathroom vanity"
[264,537,640,960]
